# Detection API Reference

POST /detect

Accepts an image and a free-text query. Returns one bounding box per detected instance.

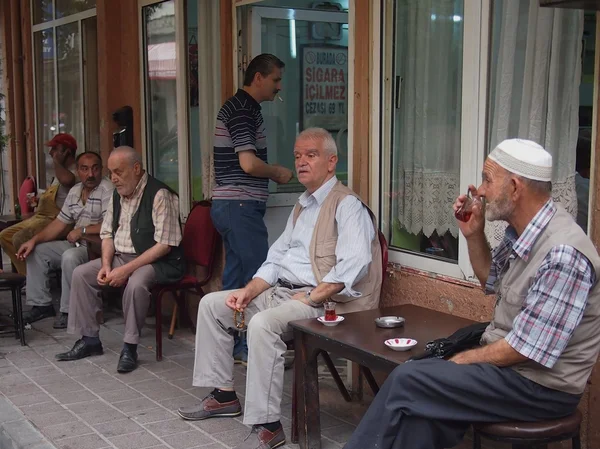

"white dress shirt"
[254,176,376,297]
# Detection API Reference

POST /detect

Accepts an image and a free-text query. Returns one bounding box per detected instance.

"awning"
[147,42,176,80]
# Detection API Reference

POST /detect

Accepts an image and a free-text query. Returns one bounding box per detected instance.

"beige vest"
[481,206,600,394]
[293,181,382,313]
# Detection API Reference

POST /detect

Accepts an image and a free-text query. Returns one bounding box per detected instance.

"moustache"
[85,177,96,183]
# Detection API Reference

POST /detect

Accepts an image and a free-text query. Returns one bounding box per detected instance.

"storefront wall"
[1,1,599,447]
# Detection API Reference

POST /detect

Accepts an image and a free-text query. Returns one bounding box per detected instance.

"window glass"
[33,1,53,25]
[82,16,100,153]
[33,28,57,188]
[388,0,464,261]
[57,22,84,151]
[55,0,96,19]
[143,0,179,192]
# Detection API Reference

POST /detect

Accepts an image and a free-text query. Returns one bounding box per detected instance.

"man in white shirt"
[178,128,382,449]
[17,152,113,328]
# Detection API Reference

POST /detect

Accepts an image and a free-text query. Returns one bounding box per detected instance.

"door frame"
[138,0,191,217]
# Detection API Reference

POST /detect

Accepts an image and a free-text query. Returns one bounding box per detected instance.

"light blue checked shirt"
[254,176,375,297]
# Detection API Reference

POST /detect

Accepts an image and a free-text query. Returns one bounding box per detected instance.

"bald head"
[109,146,143,167]
[108,146,144,197]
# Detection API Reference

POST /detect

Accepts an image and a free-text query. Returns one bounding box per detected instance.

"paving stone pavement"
[0,290,375,449]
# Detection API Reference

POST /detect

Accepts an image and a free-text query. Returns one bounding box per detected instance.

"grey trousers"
[26,241,88,313]
[192,287,323,425]
[343,358,581,449]
[67,254,156,344]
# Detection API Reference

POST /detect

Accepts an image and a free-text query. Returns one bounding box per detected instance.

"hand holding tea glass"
[453,185,484,238]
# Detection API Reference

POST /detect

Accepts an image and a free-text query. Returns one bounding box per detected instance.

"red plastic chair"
[18,176,36,214]
[153,201,220,361]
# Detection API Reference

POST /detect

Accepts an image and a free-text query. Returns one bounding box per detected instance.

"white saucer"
[384,338,417,351]
[317,316,345,327]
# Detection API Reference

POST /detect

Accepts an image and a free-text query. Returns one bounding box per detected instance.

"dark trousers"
[210,199,269,290]
[343,359,580,449]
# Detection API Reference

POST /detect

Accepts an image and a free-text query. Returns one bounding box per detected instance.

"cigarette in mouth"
[277,95,283,102]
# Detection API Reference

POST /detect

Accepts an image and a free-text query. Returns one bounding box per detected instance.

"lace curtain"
[391,0,463,239]
[485,0,583,248]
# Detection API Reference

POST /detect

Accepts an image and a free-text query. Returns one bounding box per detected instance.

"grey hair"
[297,128,337,156]
[111,146,143,167]
[516,175,552,196]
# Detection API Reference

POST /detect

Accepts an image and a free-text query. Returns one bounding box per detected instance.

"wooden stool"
[0,273,27,346]
[473,410,582,449]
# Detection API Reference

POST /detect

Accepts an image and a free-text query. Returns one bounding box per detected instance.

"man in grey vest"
[344,139,600,449]
[178,128,382,449]
[55,146,185,374]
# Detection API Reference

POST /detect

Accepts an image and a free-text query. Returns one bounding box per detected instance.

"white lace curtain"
[392,0,583,244]
[391,0,463,239]
[485,0,583,248]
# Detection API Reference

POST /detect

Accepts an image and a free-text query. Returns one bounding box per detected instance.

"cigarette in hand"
[277,95,283,102]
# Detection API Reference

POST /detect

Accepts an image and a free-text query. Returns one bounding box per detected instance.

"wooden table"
[290,304,475,449]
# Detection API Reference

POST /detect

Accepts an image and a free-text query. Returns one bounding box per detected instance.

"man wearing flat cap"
[344,139,600,449]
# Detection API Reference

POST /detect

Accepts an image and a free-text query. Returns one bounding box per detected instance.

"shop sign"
[301,45,348,131]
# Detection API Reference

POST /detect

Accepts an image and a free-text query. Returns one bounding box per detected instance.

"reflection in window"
[33,28,57,187]
[388,0,464,261]
[55,0,96,19]
[57,22,83,151]
[33,1,53,25]
[143,1,178,192]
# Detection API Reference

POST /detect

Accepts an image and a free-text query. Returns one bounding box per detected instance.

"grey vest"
[481,205,600,394]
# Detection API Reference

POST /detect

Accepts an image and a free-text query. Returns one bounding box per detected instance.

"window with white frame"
[379,0,587,280]
[379,0,488,280]
[32,0,99,188]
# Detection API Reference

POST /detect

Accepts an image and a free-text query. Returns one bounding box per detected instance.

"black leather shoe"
[117,347,138,373]
[55,339,103,361]
[23,305,55,324]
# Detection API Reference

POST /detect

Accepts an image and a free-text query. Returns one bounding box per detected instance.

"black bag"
[407,321,490,361]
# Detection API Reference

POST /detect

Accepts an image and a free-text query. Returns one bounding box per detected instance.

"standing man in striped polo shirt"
[212,54,294,363]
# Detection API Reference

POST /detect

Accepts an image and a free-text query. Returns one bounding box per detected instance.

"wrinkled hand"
[225,289,254,312]
[453,184,485,239]
[66,228,83,244]
[97,266,111,286]
[16,240,36,260]
[104,266,131,288]
[273,166,293,184]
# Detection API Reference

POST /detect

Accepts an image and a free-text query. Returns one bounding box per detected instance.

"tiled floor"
[0,292,372,449]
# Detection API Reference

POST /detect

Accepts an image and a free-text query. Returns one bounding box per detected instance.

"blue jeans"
[210,199,269,290]
[211,200,269,357]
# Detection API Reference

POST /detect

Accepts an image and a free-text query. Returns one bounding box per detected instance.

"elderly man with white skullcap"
[344,139,600,449]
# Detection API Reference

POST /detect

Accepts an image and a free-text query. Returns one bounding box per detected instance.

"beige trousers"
[192,286,323,425]
[67,255,156,344]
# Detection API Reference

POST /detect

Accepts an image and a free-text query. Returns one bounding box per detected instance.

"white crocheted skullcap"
[488,139,552,182]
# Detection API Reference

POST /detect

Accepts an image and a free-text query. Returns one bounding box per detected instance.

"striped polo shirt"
[213,89,269,201]
[57,178,114,229]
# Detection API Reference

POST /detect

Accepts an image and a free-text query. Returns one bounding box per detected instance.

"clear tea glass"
[455,189,481,223]
[324,301,337,321]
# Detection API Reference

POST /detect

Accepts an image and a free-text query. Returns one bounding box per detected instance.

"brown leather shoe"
[177,394,242,420]
[233,425,286,449]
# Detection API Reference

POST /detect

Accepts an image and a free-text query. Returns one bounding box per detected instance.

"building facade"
[1,0,600,446]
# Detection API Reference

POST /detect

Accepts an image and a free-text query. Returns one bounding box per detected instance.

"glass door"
[248,6,349,208]
[140,0,190,215]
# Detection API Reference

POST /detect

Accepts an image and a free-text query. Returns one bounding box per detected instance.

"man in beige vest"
[344,139,600,449]
[178,128,382,449]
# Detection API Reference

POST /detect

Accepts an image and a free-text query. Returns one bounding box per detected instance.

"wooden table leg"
[294,329,321,449]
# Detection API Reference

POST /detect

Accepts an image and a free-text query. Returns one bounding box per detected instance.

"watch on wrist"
[305,290,322,308]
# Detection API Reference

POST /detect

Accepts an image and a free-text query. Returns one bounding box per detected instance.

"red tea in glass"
[454,209,472,222]
[455,190,480,223]
[324,302,337,321]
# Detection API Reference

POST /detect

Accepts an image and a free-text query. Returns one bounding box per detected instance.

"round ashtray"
[375,316,405,328]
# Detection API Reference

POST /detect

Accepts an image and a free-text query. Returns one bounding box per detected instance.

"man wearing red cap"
[0,133,77,275]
